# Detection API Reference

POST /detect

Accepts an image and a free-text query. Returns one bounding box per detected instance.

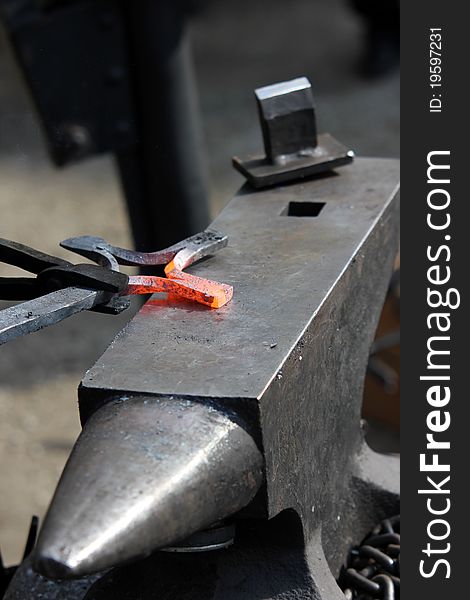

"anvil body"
[7,157,400,599]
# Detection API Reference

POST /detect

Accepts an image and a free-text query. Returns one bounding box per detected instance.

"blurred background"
[0,0,399,566]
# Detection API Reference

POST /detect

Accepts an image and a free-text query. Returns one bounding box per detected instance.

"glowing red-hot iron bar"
[126,268,233,309]
[61,229,233,309]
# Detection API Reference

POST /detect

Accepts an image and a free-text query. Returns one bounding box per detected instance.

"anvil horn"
[32,397,263,579]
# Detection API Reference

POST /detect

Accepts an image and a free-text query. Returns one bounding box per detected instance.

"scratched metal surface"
[81,158,399,401]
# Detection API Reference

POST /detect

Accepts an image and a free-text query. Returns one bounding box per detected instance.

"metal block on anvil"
[232,77,354,187]
[31,157,399,598]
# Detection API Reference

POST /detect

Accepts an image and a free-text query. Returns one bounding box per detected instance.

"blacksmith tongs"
[0,231,232,345]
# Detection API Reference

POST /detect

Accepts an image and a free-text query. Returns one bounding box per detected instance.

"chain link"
[341,515,400,599]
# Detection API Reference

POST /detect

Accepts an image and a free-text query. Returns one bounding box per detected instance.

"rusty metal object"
[232,77,354,187]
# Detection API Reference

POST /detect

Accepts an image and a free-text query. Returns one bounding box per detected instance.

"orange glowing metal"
[126,266,233,309]
[125,236,233,308]
[61,230,233,309]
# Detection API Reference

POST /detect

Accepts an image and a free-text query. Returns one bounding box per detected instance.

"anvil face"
[80,158,399,407]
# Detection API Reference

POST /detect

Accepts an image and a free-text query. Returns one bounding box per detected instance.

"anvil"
[6,157,399,600]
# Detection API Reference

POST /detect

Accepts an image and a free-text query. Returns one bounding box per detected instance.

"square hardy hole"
[281,201,325,217]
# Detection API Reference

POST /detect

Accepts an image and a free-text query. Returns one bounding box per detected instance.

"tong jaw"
[169,230,228,271]
[61,230,228,270]
[60,236,120,271]
[61,230,233,309]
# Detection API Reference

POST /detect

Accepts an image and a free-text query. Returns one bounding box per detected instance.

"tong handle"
[0,278,37,301]
[0,238,71,275]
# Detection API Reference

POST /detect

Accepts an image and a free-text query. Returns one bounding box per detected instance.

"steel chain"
[341,515,400,599]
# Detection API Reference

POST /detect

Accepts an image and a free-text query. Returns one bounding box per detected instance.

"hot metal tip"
[32,397,263,579]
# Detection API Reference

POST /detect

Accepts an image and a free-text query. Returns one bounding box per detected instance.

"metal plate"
[232,133,354,188]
